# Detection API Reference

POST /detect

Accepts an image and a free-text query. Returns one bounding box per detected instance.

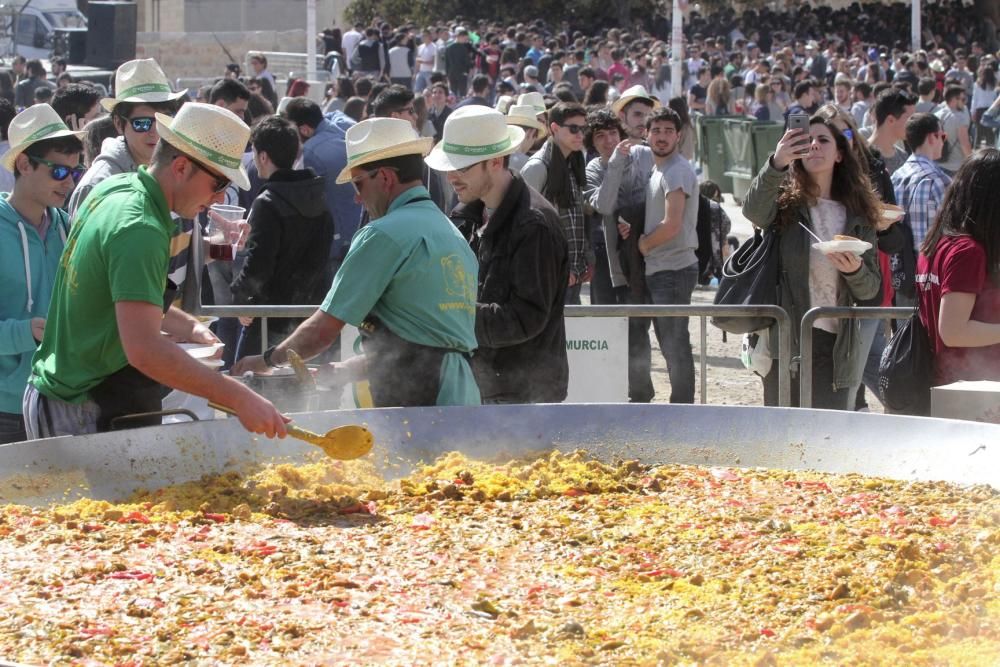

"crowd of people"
[1,3,999,444]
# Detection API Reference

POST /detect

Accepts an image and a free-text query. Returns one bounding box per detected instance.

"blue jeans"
[645,263,699,404]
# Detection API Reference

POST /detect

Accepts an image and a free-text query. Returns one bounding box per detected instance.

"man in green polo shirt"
[233,117,480,406]
[25,103,287,438]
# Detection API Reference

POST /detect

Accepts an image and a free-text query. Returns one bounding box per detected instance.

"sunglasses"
[560,123,586,134]
[128,116,156,133]
[28,156,85,183]
[188,158,230,193]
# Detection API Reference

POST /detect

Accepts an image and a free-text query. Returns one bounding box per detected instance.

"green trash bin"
[722,118,755,200]
[750,122,786,175]
[695,115,743,194]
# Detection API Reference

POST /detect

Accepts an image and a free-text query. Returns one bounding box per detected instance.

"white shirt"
[808,199,848,334]
[417,42,437,72]
[342,29,363,62]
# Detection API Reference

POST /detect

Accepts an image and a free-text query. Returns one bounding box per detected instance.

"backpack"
[695,194,716,284]
[878,311,933,415]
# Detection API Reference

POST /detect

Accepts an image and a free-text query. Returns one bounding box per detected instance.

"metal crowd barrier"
[798,306,912,408]
[195,304,795,407]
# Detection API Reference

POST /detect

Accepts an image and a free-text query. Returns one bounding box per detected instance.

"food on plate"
[0,451,997,664]
[833,234,860,241]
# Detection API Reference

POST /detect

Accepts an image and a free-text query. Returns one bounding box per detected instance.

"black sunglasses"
[560,123,586,135]
[28,156,85,183]
[187,158,230,193]
[129,116,156,133]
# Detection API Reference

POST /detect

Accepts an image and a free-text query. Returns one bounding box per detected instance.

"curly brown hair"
[775,116,881,229]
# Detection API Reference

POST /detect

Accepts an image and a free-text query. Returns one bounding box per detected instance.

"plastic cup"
[208,204,246,260]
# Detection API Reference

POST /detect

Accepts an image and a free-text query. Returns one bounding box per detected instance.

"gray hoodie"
[67,136,137,221]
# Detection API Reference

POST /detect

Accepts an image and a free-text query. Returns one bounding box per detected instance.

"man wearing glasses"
[427,106,569,404]
[0,105,84,443]
[521,102,592,304]
[64,59,223,316]
[234,117,480,408]
[26,103,288,439]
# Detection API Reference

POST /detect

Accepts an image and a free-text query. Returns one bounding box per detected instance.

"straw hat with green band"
[1,104,86,171]
[424,106,525,172]
[100,58,188,112]
[155,102,251,190]
[335,117,433,184]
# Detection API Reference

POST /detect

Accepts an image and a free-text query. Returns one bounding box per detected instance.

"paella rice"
[0,450,997,665]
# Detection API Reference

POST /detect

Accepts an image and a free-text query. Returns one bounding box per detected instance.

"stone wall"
[136,30,308,81]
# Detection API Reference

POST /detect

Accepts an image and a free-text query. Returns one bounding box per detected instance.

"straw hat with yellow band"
[1,104,86,171]
[154,102,251,190]
[335,117,433,184]
[506,104,547,137]
[101,58,188,113]
[425,106,525,172]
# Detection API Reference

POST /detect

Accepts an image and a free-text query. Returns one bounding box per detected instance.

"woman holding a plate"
[742,115,882,409]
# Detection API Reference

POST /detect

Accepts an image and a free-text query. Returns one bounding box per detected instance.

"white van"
[4,0,87,60]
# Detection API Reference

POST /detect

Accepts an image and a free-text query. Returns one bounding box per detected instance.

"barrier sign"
[564,317,629,403]
[339,318,629,406]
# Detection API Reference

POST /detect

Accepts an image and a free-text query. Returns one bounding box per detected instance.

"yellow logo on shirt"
[440,254,475,313]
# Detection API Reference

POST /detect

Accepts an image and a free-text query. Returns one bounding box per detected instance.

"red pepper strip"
[338,501,376,515]
[760,628,776,637]
[118,511,151,524]
[929,515,959,527]
[80,626,116,637]
[239,542,278,557]
[108,570,154,582]
[202,513,227,523]
[563,488,587,497]
[81,523,103,532]
[934,542,953,552]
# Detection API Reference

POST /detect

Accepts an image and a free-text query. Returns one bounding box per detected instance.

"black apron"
[89,280,176,431]
[359,316,466,407]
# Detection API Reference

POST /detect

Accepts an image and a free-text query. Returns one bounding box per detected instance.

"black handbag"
[877,310,933,415]
[711,226,780,334]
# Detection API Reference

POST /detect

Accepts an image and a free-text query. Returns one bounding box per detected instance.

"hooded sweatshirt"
[0,195,69,413]
[67,136,137,220]
[230,168,335,337]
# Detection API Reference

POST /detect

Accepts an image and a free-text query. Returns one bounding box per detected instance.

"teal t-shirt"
[321,186,480,406]
[31,169,173,403]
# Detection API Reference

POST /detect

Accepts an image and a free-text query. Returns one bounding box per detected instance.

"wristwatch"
[263,345,281,368]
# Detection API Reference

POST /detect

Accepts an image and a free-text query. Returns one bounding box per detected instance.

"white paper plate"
[812,239,873,255]
[179,342,225,359]
[881,207,905,221]
[199,358,225,369]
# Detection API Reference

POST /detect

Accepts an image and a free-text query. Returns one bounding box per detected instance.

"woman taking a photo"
[917,149,1000,387]
[742,116,883,409]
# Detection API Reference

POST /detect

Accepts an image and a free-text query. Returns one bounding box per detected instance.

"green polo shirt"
[31,168,174,404]
[321,186,481,406]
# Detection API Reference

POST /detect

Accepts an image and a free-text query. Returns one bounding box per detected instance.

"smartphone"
[787,113,810,155]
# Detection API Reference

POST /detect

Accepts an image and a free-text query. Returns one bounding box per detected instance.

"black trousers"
[763,328,851,410]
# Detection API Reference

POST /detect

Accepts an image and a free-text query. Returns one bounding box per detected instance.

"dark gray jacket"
[742,160,881,389]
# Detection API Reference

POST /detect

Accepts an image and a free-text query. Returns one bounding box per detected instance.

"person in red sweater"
[917,149,1000,386]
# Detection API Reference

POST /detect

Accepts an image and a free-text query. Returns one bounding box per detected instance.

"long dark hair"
[776,116,881,228]
[667,96,691,129]
[921,148,1000,275]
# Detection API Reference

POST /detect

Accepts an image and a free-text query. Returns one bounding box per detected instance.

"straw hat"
[335,117,433,184]
[517,92,546,113]
[1,104,85,171]
[611,84,662,115]
[154,102,251,190]
[506,104,547,137]
[425,106,525,172]
[101,58,187,112]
